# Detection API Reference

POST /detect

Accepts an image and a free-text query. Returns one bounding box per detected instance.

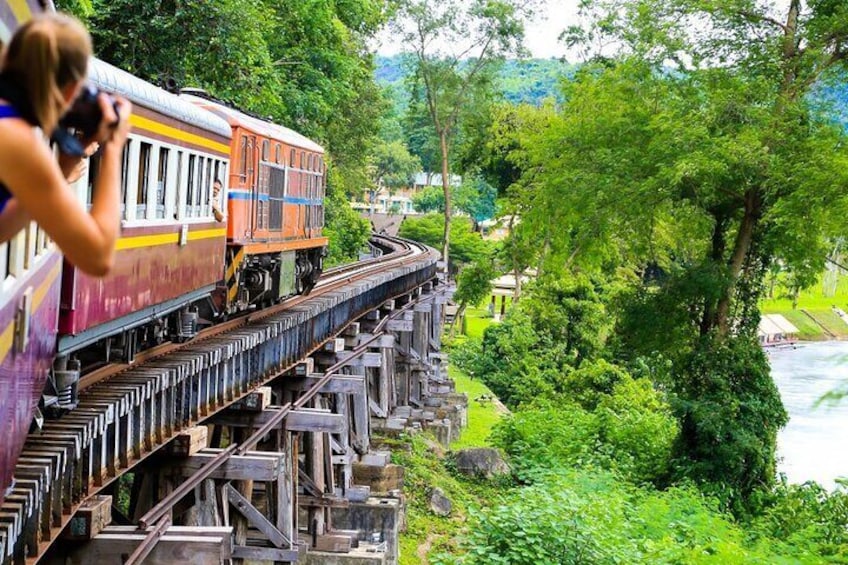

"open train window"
[121,141,131,218]
[136,142,152,219]
[187,154,196,218]
[173,151,184,218]
[195,156,205,216]
[204,158,213,216]
[86,148,102,207]
[156,147,169,219]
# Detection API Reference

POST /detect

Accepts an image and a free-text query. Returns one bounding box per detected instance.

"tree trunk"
[507,216,521,300]
[715,192,760,336]
[700,214,728,336]
[439,129,451,270]
[448,303,467,338]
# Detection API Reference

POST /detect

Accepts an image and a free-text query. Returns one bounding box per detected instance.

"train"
[0,3,328,507]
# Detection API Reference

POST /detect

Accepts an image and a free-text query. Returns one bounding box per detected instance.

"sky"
[375,0,583,60]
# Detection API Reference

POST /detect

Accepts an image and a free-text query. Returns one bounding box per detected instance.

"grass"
[449,365,507,450]
[760,274,848,340]
[778,309,824,340]
[461,305,495,339]
[396,300,508,563]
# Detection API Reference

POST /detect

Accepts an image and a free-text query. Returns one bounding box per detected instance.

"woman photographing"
[0,13,131,276]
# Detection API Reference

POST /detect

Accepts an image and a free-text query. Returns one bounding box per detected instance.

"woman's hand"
[92,94,131,148]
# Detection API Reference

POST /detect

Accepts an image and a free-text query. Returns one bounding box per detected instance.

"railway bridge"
[1,236,463,565]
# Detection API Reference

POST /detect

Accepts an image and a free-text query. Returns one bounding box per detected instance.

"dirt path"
[417,533,438,563]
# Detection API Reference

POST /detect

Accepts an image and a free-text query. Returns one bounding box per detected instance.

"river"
[770,341,848,489]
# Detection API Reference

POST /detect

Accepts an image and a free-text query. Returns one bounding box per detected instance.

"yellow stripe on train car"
[8,0,31,23]
[116,228,226,251]
[129,115,231,155]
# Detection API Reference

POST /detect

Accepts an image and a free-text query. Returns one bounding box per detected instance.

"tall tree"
[557,0,848,336]
[391,0,534,267]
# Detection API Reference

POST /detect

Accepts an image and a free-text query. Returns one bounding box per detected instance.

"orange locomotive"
[181,90,328,312]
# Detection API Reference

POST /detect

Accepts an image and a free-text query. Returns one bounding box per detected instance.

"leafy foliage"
[437,469,830,565]
[78,0,387,253]
[411,185,445,214]
[671,334,788,517]
[398,214,491,267]
[493,364,679,485]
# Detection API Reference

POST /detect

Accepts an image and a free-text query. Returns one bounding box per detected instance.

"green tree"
[554,0,848,336]
[398,214,490,268]
[368,140,420,208]
[411,185,445,214]
[450,258,496,336]
[454,175,497,228]
[391,0,534,267]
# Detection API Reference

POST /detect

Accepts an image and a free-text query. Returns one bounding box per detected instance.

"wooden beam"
[283,375,366,395]
[66,533,233,564]
[170,426,208,457]
[386,319,414,332]
[232,544,299,562]
[175,450,283,481]
[286,410,345,434]
[224,484,291,548]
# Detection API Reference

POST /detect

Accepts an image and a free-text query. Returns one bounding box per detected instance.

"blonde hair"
[2,13,91,132]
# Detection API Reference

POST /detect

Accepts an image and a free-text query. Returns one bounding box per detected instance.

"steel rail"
[79,235,416,392]
[123,516,172,565]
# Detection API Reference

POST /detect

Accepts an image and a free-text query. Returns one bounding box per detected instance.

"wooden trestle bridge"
[1,236,464,565]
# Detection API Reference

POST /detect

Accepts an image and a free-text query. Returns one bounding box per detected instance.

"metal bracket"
[14,286,32,354]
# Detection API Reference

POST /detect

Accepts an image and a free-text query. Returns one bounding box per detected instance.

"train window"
[262,140,270,162]
[187,154,196,217]
[136,142,152,219]
[0,242,6,280]
[239,136,248,178]
[300,151,305,169]
[156,147,169,219]
[275,144,281,164]
[195,156,205,216]
[121,141,131,218]
[86,149,102,207]
[173,151,184,218]
[204,158,213,216]
[6,232,23,278]
[290,149,296,169]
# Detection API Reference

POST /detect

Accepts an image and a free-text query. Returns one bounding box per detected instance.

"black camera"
[52,84,120,157]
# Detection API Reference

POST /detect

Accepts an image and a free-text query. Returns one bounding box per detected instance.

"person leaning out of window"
[212,178,224,223]
[0,13,132,276]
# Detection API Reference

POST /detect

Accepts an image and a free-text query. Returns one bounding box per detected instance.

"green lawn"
[461,306,495,339]
[449,365,506,450]
[760,274,848,340]
[778,309,824,340]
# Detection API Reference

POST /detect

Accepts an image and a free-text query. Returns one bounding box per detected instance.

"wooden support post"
[64,495,112,540]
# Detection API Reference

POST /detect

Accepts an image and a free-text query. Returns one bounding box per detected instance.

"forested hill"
[376,54,573,106]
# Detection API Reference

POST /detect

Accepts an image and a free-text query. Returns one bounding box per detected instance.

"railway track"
[0,235,440,564]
